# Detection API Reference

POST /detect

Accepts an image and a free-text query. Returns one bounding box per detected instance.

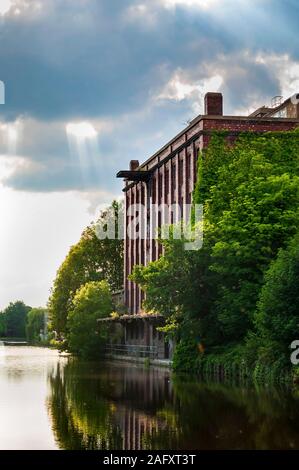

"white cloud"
[157,74,200,101]
[155,69,223,114]
[0,0,12,16]
[0,0,43,18]
[225,52,299,115]
[124,3,159,28]
[255,53,299,100]
[161,0,225,10]
[80,189,122,216]
[66,121,98,139]
[124,0,239,26]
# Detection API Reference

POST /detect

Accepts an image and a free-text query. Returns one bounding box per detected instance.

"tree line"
[0,301,47,343]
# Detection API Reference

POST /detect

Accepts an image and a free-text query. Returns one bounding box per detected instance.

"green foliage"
[67,280,113,358]
[1,301,31,338]
[0,313,6,336]
[172,338,199,373]
[26,307,47,343]
[200,133,299,343]
[48,362,123,449]
[131,131,299,381]
[48,201,123,335]
[255,232,299,353]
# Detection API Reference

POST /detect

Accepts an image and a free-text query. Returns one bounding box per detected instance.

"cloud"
[1,0,296,122]
[161,0,225,10]
[256,53,299,100]
[155,69,223,114]
[0,0,12,16]
[0,0,298,194]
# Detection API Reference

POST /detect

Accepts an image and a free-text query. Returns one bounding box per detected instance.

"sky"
[0,0,298,309]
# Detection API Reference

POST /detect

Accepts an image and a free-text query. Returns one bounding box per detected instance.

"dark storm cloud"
[1,0,297,121]
[0,0,298,192]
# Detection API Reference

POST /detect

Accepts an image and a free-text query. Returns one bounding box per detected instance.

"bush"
[255,232,299,354]
[67,280,113,358]
[172,338,199,372]
[26,308,47,343]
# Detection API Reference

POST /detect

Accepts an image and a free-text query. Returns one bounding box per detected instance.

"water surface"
[0,346,299,450]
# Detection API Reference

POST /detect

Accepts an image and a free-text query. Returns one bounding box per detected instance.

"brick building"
[118,93,299,312]
[109,92,299,360]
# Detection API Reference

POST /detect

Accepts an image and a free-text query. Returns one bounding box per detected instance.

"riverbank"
[172,341,297,387]
[104,352,172,368]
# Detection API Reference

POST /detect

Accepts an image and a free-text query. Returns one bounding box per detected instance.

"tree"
[67,280,113,358]
[0,313,6,337]
[26,308,47,343]
[48,201,123,335]
[255,232,299,352]
[2,301,31,338]
[209,171,299,341]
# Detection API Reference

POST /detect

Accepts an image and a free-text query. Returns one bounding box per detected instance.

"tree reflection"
[47,360,299,450]
[47,361,122,449]
[169,379,299,449]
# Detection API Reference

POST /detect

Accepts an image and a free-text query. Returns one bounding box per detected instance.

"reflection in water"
[48,360,299,450]
[48,361,174,450]
[0,348,299,450]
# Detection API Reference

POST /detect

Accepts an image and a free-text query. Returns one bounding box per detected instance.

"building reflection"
[47,360,179,450]
[47,360,299,450]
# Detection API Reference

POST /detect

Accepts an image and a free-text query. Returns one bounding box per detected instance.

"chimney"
[130,160,139,171]
[204,92,223,116]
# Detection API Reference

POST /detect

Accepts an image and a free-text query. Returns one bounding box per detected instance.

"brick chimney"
[130,160,139,171]
[204,92,223,116]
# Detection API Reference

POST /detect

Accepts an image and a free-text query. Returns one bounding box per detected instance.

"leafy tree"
[67,280,113,358]
[0,313,6,337]
[2,301,31,338]
[209,171,299,340]
[255,232,299,352]
[49,201,123,335]
[131,238,220,346]
[26,307,47,343]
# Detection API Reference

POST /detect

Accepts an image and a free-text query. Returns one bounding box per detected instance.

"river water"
[0,346,299,450]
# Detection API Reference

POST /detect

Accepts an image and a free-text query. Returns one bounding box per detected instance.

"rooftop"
[117,92,299,185]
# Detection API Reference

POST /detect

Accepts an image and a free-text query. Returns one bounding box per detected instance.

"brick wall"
[123,113,299,314]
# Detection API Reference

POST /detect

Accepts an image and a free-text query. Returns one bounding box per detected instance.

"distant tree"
[3,301,31,338]
[0,313,6,337]
[67,280,113,358]
[48,201,123,336]
[26,308,47,343]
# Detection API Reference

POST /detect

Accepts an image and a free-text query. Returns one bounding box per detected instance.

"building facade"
[118,92,299,318]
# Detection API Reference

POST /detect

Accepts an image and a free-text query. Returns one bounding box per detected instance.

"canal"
[0,346,299,450]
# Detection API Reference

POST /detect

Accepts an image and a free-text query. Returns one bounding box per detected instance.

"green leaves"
[48,201,123,335]
[0,301,31,338]
[26,307,47,343]
[204,138,299,341]
[255,232,299,348]
[67,280,113,358]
